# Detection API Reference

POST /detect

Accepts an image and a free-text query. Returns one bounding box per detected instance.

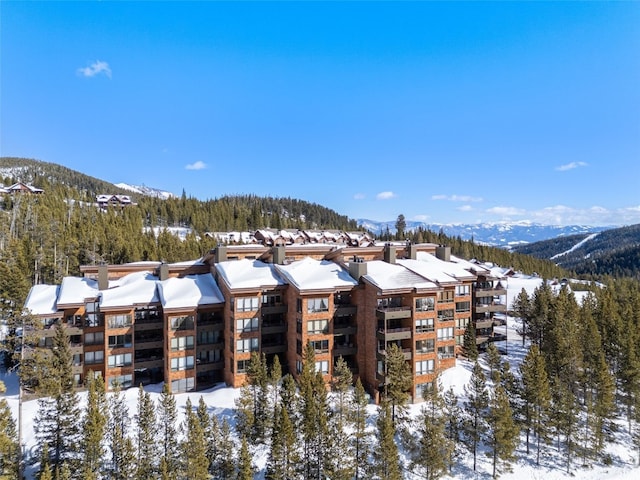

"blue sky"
[2,1,639,226]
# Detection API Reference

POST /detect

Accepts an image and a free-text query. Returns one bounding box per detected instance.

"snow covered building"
[24,242,507,401]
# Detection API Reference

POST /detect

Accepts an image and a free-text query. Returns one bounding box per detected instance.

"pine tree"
[235,352,269,444]
[180,398,209,480]
[33,323,81,472]
[266,403,298,480]
[463,322,478,361]
[328,356,354,479]
[519,345,551,464]
[384,343,412,425]
[512,288,531,347]
[443,386,462,471]
[39,442,53,480]
[215,418,236,480]
[81,373,108,479]
[549,376,578,474]
[463,361,489,471]
[411,378,453,480]
[156,383,180,477]
[108,382,136,480]
[372,401,402,480]
[486,343,502,383]
[351,378,371,480]
[195,396,213,474]
[0,387,18,479]
[486,385,519,478]
[135,384,158,480]
[236,435,255,480]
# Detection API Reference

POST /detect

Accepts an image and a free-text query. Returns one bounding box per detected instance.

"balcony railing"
[376,306,412,320]
[377,326,412,341]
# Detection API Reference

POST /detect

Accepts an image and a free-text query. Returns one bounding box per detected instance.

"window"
[437,291,454,303]
[311,339,329,353]
[335,292,352,305]
[455,285,470,296]
[315,360,329,375]
[262,293,282,306]
[107,314,132,329]
[170,335,194,351]
[236,297,259,312]
[307,298,329,313]
[456,334,464,345]
[108,353,132,368]
[85,332,104,345]
[437,327,454,341]
[170,377,194,393]
[236,317,259,333]
[377,297,402,309]
[296,360,303,374]
[415,359,434,375]
[455,301,471,313]
[437,309,455,321]
[415,318,434,333]
[108,334,132,348]
[456,317,470,329]
[416,381,434,398]
[85,350,104,364]
[72,354,82,366]
[170,316,194,331]
[307,319,328,335]
[170,356,195,371]
[85,301,101,327]
[237,359,251,373]
[110,374,132,389]
[416,339,435,353]
[377,360,385,375]
[438,345,455,359]
[197,349,222,364]
[296,299,302,313]
[198,330,220,345]
[236,338,259,353]
[415,297,435,312]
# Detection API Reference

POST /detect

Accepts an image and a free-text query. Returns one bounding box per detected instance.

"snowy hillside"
[115,182,176,200]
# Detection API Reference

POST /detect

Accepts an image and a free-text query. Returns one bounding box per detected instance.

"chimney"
[384,244,396,264]
[215,245,227,263]
[349,256,367,280]
[272,246,286,265]
[159,262,169,281]
[436,245,451,262]
[98,264,109,291]
[407,243,417,260]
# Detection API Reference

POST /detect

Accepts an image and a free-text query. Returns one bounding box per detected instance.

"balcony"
[377,348,412,361]
[134,358,163,370]
[261,322,286,335]
[333,344,357,356]
[475,285,507,297]
[475,302,506,314]
[475,319,494,330]
[262,343,287,355]
[377,326,412,341]
[334,304,357,316]
[376,306,412,321]
[334,322,357,335]
[261,304,288,315]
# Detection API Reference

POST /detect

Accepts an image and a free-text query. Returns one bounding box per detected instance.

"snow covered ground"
[1,273,638,479]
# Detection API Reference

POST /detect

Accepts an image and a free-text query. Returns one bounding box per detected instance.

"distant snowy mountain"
[115,183,176,200]
[357,219,612,248]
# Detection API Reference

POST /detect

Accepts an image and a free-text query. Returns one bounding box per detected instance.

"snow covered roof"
[410,252,476,282]
[96,194,132,203]
[450,255,492,276]
[157,274,224,310]
[57,277,100,306]
[275,257,358,291]
[362,260,438,292]
[6,182,44,193]
[24,285,60,316]
[215,259,286,290]
[99,271,160,308]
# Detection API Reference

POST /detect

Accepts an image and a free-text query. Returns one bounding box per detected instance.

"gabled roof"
[409,252,476,282]
[96,194,132,204]
[215,258,286,291]
[275,257,358,291]
[6,182,44,194]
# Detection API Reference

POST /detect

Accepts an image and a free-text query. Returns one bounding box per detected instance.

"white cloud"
[486,206,526,216]
[77,60,112,78]
[555,161,588,171]
[413,214,430,221]
[432,194,483,202]
[457,205,473,212]
[353,193,365,200]
[376,191,396,200]
[185,161,207,171]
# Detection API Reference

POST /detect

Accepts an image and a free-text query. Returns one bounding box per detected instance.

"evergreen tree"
[512,288,531,347]
[235,352,269,444]
[236,435,255,480]
[195,396,213,474]
[395,214,406,240]
[39,442,52,480]
[519,345,551,464]
[486,342,502,383]
[372,401,402,480]
[486,385,519,478]
[328,356,355,480]
[463,322,478,361]
[266,403,298,480]
[180,398,209,480]
[384,343,412,425]
[33,323,81,472]
[268,354,282,418]
[81,373,108,480]
[156,383,180,477]
[351,378,371,480]
[108,382,136,480]
[135,384,158,480]
[549,376,578,474]
[443,386,462,471]
[0,385,18,479]
[411,379,453,480]
[463,361,489,471]
[215,418,236,480]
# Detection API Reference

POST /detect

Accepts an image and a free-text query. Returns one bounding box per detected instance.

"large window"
[170,356,195,371]
[236,338,259,353]
[456,317,470,329]
[236,297,259,312]
[416,339,435,353]
[197,349,222,364]
[85,350,104,365]
[307,319,328,335]
[437,309,455,322]
[170,316,194,331]
[85,332,104,346]
[315,360,329,375]
[438,345,455,359]
[85,301,101,327]
[455,301,471,313]
[262,293,282,306]
[170,336,194,351]
[455,285,470,296]
[110,374,133,389]
[237,359,251,373]
[107,314,132,329]
[108,334,132,348]
[198,330,221,345]
[236,317,259,333]
[415,359,435,375]
[171,377,194,393]
[307,298,329,313]
[437,291,454,303]
[437,327,454,341]
[108,353,132,368]
[415,318,434,333]
[311,339,329,353]
[415,297,435,312]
